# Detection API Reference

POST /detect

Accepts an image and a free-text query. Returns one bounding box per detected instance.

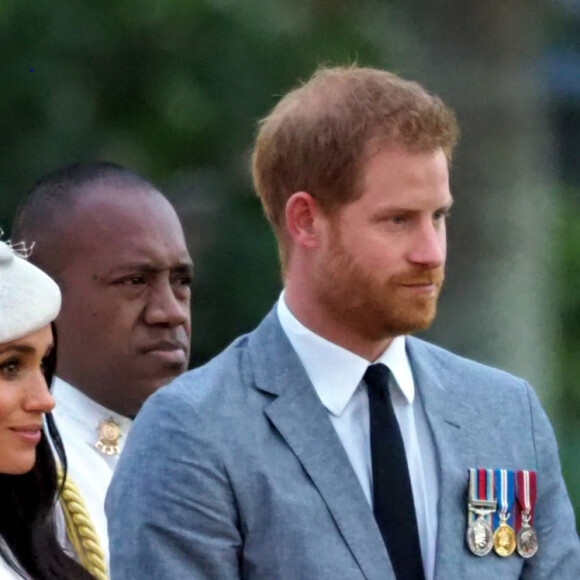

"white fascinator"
[0,238,61,343]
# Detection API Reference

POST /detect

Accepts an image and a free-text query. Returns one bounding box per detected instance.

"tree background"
[1,0,579,526]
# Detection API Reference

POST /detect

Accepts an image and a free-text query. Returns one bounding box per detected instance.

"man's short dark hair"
[11,161,158,277]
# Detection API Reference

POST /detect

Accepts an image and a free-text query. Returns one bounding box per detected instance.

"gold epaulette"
[57,468,108,580]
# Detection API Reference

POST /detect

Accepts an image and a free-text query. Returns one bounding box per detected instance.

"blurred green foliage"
[556,189,580,520]
[0,0,378,207]
[559,194,580,414]
[0,0,383,364]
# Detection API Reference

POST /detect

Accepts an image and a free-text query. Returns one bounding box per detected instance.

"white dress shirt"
[52,378,133,572]
[277,293,439,580]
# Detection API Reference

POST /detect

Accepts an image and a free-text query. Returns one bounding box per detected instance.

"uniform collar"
[277,292,415,417]
[52,377,133,449]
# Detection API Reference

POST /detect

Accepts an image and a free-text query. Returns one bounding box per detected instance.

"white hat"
[0,240,62,343]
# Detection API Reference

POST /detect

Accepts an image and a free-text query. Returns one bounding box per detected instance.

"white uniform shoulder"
[51,378,132,574]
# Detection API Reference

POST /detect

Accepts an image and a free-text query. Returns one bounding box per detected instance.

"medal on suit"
[493,469,516,557]
[466,468,496,556]
[515,470,539,558]
[494,520,517,557]
[95,417,122,456]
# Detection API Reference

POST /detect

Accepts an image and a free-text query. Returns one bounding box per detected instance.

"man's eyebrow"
[106,262,194,276]
[173,262,194,274]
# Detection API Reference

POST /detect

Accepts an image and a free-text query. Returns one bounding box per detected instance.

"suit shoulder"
[148,332,253,410]
[407,336,529,391]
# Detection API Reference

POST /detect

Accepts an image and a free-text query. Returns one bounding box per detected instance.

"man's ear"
[285,192,322,249]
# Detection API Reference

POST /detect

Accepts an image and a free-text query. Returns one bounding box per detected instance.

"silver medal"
[516,523,539,558]
[466,516,494,557]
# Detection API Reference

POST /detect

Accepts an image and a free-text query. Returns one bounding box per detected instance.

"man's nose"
[144,280,190,327]
[407,221,446,268]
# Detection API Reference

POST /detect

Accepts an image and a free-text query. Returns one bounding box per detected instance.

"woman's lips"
[10,424,43,444]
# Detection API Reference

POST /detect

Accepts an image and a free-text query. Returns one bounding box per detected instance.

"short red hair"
[252,65,459,270]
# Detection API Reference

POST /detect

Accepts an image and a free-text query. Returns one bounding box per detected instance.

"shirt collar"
[277,292,415,417]
[52,377,133,442]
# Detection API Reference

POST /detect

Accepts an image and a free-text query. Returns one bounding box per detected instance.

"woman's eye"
[0,360,19,378]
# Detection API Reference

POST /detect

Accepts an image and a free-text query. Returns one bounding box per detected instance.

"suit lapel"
[406,338,475,580]
[249,309,394,580]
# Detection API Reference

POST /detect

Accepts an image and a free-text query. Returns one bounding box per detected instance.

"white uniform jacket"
[52,378,132,570]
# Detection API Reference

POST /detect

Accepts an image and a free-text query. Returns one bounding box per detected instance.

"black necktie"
[365,363,425,580]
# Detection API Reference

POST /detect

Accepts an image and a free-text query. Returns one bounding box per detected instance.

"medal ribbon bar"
[468,468,497,523]
[480,468,495,523]
[516,469,537,527]
[494,468,515,528]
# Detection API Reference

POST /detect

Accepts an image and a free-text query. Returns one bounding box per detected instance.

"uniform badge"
[95,417,122,456]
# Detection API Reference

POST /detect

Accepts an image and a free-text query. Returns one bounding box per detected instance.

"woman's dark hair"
[0,324,94,579]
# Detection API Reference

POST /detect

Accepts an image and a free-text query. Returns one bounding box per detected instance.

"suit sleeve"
[521,381,580,579]
[106,386,243,580]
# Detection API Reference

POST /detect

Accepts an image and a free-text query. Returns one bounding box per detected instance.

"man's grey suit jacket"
[107,307,580,579]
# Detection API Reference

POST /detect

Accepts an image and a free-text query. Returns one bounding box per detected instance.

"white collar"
[52,377,133,445]
[277,292,415,417]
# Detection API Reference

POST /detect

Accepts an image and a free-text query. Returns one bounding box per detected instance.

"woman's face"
[0,325,55,474]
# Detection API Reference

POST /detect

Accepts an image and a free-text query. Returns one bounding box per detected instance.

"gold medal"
[492,469,517,557]
[95,417,122,456]
[493,520,517,557]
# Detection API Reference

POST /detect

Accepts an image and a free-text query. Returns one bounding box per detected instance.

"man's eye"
[434,210,450,222]
[391,215,406,225]
[171,271,193,287]
[122,276,146,286]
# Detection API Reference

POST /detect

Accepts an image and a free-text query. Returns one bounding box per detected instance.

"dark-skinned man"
[11,162,193,573]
